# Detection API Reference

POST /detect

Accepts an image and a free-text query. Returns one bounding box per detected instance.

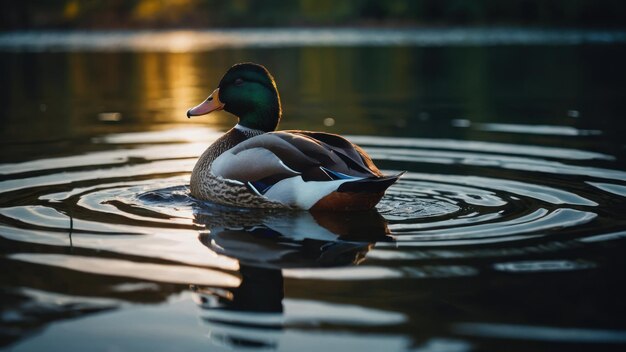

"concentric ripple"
[378,175,598,246]
[1,127,624,259]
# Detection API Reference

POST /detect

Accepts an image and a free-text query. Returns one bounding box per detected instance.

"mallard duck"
[187,63,402,211]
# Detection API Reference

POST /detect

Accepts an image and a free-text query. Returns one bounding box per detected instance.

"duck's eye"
[234,78,244,86]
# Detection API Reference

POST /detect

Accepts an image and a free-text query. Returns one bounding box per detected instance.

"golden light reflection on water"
[140,52,206,122]
[4,43,426,141]
[4,40,608,147]
[54,45,225,136]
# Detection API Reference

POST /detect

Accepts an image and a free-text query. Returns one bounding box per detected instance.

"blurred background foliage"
[2,0,626,30]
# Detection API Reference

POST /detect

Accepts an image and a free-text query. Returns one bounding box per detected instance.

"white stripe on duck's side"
[260,176,355,210]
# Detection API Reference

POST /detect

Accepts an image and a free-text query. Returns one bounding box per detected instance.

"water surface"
[1,29,626,351]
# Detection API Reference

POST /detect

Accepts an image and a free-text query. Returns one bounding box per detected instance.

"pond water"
[1,29,626,351]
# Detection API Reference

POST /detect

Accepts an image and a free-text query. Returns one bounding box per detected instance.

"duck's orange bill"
[187,88,224,118]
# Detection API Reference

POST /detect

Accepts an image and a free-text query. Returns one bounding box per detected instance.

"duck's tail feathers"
[337,172,405,194]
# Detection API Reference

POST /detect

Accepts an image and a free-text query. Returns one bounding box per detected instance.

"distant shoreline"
[1,27,625,53]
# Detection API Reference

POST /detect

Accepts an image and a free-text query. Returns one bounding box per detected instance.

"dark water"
[1,30,626,351]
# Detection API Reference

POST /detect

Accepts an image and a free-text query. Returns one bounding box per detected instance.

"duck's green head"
[187,63,282,132]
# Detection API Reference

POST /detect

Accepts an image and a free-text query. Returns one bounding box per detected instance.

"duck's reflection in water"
[191,208,392,348]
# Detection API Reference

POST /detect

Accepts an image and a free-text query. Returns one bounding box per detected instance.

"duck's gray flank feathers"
[210,131,382,186]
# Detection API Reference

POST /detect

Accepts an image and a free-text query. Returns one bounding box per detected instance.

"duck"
[187,62,402,211]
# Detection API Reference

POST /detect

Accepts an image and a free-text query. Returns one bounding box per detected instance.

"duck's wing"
[210,131,400,210]
[211,131,382,185]
[283,130,383,178]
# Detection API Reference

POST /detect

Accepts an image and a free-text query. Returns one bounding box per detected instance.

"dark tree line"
[2,0,625,30]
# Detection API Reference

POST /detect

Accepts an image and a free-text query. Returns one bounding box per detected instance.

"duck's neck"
[234,123,266,138]
[236,103,280,132]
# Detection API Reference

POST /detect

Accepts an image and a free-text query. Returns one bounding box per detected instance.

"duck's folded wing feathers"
[210,131,381,185]
[284,131,382,177]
